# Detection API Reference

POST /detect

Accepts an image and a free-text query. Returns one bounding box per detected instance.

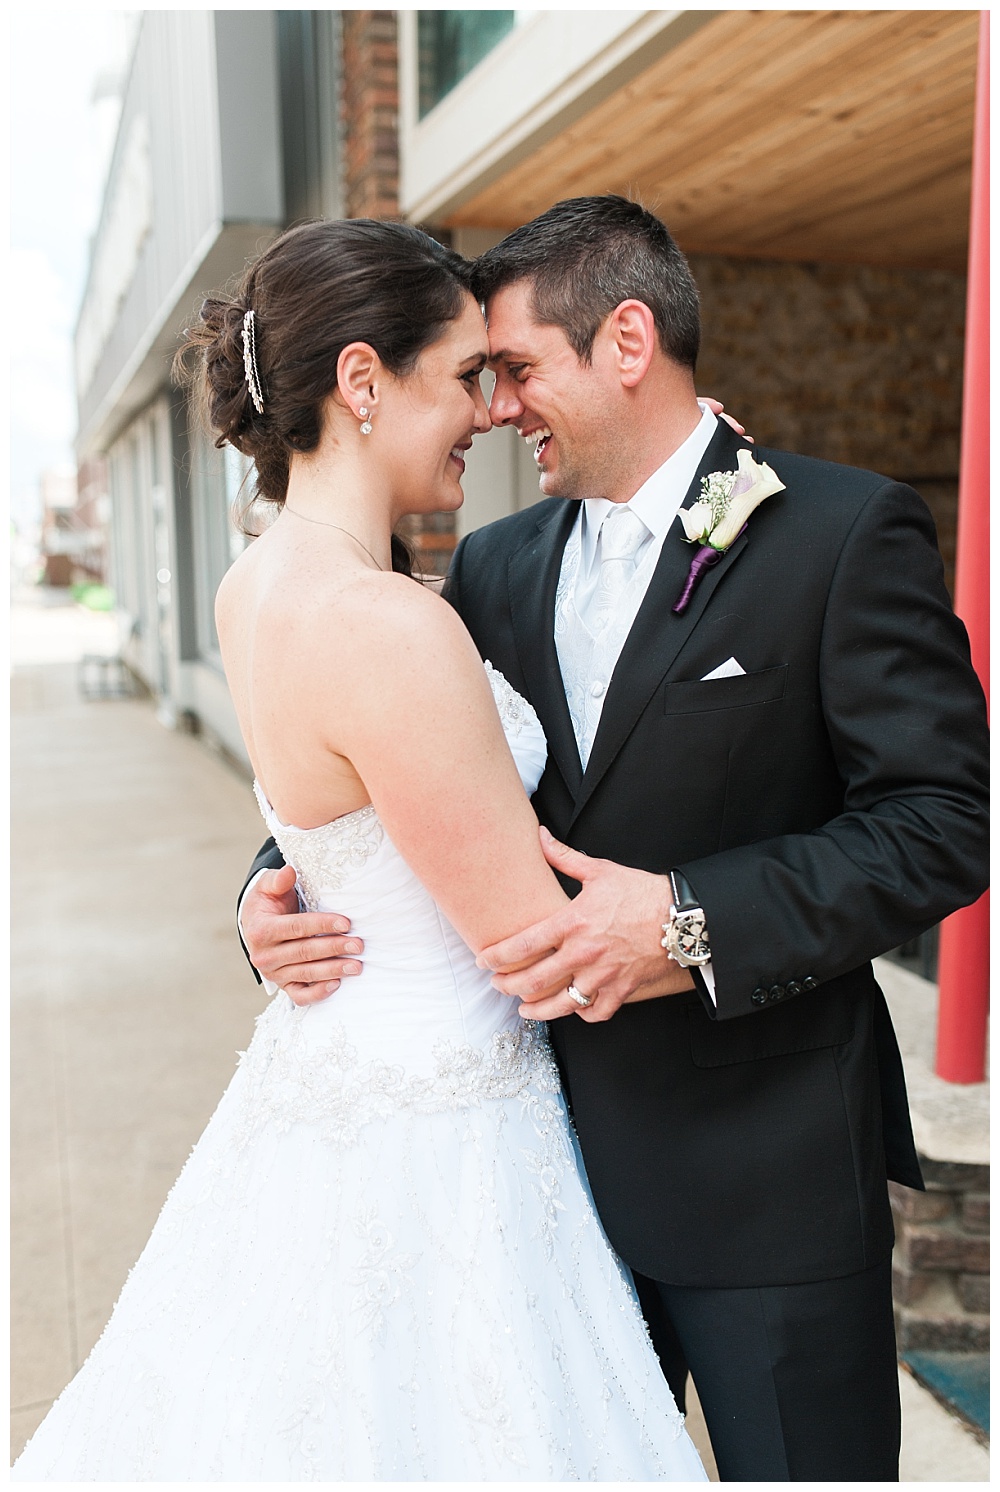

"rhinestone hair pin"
[242,309,265,414]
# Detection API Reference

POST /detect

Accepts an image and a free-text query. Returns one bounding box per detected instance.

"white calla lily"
[673,450,786,614]
[679,501,714,543]
[708,451,785,550]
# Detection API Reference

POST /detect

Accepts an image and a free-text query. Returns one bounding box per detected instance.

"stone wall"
[431,249,968,580]
[691,256,967,593]
[891,1162,989,1352]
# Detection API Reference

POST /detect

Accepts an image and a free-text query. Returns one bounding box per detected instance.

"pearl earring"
[358,406,372,436]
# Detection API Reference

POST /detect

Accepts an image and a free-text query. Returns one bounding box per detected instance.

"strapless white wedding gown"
[14,665,705,1482]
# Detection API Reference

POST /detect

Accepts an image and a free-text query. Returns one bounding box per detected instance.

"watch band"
[669,870,701,914]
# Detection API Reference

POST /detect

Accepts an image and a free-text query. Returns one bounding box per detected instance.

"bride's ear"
[336,342,381,419]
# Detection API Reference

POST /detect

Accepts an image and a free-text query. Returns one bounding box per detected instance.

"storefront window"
[188,423,231,663]
[418,11,514,117]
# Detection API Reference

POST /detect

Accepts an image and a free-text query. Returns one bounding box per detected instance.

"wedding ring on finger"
[566,983,592,1009]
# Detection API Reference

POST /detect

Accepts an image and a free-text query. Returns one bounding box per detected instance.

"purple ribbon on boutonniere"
[672,449,786,616]
[672,526,747,615]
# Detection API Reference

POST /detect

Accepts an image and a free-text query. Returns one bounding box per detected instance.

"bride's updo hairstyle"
[178,219,474,562]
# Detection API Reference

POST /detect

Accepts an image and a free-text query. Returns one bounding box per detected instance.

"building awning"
[445,9,977,271]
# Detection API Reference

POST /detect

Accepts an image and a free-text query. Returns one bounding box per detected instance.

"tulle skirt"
[14,1000,705,1481]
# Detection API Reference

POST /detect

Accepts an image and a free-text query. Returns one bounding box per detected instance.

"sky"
[9,9,136,528]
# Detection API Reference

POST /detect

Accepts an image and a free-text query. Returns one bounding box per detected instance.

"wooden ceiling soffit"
[446,10,977,270]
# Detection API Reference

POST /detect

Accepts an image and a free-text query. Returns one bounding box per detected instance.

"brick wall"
[394,511,456,580]
[340,12,451,574]
[341,10,399,221]
[891,1161,989,1352]
[691,256,967,594]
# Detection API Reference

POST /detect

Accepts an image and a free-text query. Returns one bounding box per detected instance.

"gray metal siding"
[77,13,221,438]
[76,11,283,450]
[215,11,285,222]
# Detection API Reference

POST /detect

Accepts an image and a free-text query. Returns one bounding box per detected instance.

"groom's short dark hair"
[471,195,700,370]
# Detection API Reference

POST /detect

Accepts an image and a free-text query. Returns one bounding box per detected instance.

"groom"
[239,197,989,1479]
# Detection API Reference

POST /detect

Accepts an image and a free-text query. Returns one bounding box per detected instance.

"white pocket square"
[700,657,746,681]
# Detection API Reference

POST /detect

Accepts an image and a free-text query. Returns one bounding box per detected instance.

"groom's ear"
[607,300,657,389]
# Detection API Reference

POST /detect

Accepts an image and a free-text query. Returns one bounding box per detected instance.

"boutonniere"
[672,448,786,614]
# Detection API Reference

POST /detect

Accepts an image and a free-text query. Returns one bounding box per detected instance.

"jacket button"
[786,980,803,997]
[768,984,785,1002]
[802,975,818,991]
[751,988,768,1005]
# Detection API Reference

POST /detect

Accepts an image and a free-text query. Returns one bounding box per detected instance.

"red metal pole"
[935,11,989,1084]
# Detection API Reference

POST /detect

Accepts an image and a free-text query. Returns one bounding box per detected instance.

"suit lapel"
[569,422,753,826]
[509,500,584,796]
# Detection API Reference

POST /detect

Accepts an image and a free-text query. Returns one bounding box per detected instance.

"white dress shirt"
[573,402,718,638]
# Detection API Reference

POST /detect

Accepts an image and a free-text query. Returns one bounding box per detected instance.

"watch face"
[673,910,710,963]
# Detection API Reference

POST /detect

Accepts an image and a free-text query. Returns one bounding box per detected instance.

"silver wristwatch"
[660,871,711,967]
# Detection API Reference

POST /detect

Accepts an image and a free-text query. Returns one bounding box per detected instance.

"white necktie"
[587,505,649,636]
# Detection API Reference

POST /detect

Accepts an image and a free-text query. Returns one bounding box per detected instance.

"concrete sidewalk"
[11,593,266,1460]
[9,590,990,1479]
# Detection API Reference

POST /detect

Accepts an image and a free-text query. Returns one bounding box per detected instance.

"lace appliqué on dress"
[253,783,384,911]
[233,999,562,1152]
[484,659,539,738]
[351,1207,420,1344]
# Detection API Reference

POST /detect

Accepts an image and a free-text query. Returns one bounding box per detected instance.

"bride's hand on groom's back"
[700,397,753,442]
[242,867,364,1006]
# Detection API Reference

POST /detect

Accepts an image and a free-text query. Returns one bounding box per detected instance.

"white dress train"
[13,664,706,1482]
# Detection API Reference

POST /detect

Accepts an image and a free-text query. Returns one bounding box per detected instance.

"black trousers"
[633,1258,900,1482]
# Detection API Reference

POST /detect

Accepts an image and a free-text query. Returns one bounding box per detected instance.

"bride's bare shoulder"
[214,533,264,627]
[326,569,468,659]
[306,570,483,748]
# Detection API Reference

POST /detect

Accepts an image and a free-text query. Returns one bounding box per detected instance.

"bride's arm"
[325,575,569,956]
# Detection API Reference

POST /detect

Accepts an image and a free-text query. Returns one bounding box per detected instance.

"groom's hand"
[477,828,694,1022]
[242,867,364,1006]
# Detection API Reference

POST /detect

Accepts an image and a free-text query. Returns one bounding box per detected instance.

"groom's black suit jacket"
[243,420,988,1290]
[440,420,988,1288]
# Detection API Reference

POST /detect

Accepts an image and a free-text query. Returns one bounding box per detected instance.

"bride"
[13,219,706,1481]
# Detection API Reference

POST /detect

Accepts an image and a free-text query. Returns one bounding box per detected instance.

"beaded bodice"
[245,662,552,1099]
[251,796,385,914]
[252,661,545,915]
